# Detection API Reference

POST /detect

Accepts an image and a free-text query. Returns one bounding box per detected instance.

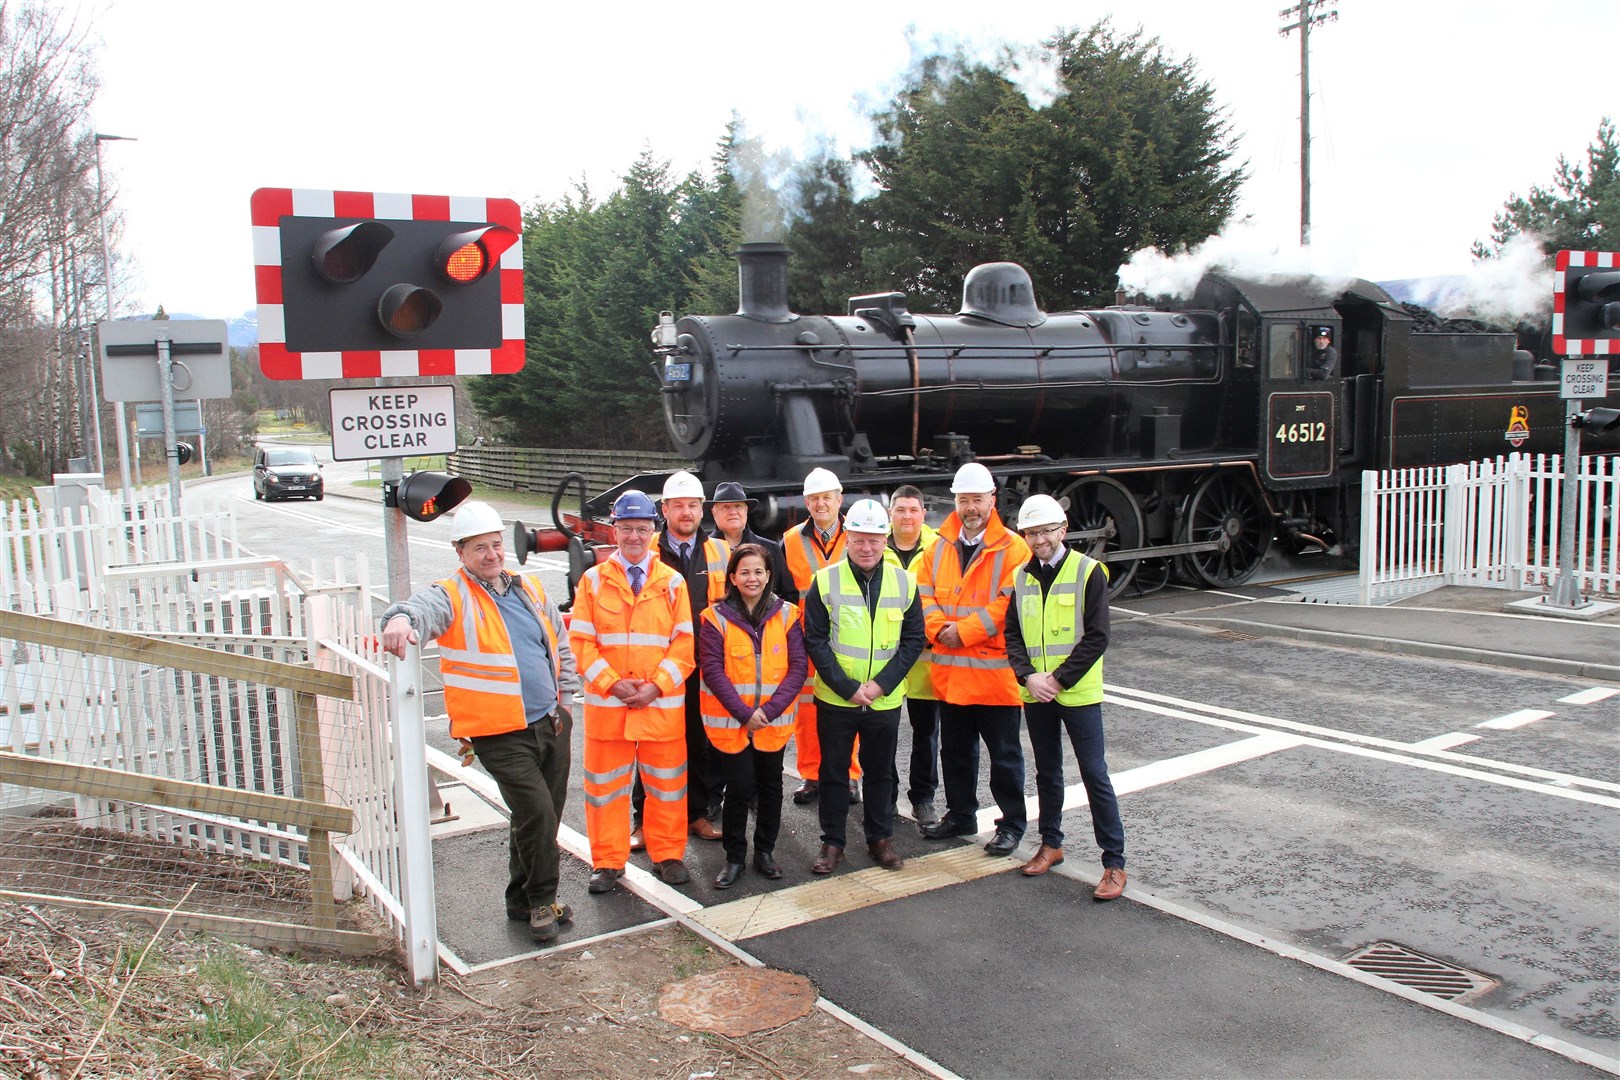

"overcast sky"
[66,0,1616,321]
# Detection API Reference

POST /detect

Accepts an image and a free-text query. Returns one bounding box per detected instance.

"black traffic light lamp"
[1556,252,1620,352]
[172,443,194,465]
[388,471,472,523]
[279,215,517,354]
[1572,407,1620,433]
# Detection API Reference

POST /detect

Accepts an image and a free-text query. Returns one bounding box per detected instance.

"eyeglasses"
[615,523,655,536]
[1025,526,1067,540]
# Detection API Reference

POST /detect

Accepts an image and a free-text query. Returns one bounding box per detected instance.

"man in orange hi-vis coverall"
[570,490,696,893]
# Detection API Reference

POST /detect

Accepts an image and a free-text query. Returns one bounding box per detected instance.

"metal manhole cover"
[1344,942,1497,1001]
[658,967,817,1036]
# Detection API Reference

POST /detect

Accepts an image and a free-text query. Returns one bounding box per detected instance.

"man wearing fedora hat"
[709,482,789,600]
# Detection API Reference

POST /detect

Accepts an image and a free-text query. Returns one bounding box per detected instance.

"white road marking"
[1106,690,1620,807]
[1476,709,1555,730]
[1409,732,1481,752]
[1108,684,1620,795]
[1559,686,1620,705]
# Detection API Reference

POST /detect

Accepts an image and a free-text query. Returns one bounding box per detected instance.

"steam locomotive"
[539,242,1620,597]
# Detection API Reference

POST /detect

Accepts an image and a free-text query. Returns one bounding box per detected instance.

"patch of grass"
[0,473,37,503]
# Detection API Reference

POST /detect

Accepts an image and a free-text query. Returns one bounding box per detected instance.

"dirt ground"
[0,816,933,1079]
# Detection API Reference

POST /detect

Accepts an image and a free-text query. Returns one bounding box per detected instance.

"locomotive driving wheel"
[1175,470,1273,588]
[1055,476,1145,599]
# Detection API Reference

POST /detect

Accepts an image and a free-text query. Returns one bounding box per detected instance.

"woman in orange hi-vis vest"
[698,544,807,890]
[569,491,696,894]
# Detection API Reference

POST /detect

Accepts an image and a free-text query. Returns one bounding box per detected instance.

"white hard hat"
[844,498,890,535]
[802,467,843,496]
[1016,494,1067,532]
[661,470,704,501]
[449,500,503,542]
[950,462,996,494]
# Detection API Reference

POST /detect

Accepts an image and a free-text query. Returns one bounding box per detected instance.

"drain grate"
[1343,942,1497,1001]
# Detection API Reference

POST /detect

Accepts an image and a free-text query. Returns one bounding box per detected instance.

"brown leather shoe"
[629,826,645,851]
[867,838,903,870]
[689,818,722,841]
[811,843,844,875]
[1094,866,1127,901]
[1020,845,1064,877]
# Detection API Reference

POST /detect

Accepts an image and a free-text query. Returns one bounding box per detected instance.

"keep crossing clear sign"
[1561,358,1610,400]
[328,385,457,460]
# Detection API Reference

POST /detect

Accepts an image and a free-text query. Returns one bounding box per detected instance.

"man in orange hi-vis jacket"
[779,467,862,806]
[916,462,1033,859]
[570,490,696,894]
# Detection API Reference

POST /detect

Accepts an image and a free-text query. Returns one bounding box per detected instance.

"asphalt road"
[205,467,1619,1078]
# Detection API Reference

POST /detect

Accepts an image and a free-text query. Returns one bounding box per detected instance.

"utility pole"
[95,133,137,492]
[1280,2,1338,247]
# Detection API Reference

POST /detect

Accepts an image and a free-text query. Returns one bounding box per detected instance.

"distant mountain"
[1377,276,1469,311]
[122,310,258,349]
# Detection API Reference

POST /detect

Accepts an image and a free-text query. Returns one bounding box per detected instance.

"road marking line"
[1476,709,1555,730]
[1559,686,1620,705]
[1108,685,1620,795]
[1108,694,1620,808]
[1409,732,1481,752]
[1112,734,1305,795]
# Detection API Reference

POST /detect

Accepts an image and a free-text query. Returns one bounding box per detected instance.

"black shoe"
[984,828,1020,857]
[714,862,744,889]
[753,851,783,880]
[911,799,939,826]
[658,859,691,885]
[848,779,861,804]
[588,867,623,894]
[921,817,972,840]
[792,780,819,805]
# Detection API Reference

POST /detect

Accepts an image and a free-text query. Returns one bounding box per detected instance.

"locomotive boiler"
[562,242,1620,597]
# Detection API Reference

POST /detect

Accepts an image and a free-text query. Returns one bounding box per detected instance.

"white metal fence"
[0,485,439,982]
[1359,453,1620,604]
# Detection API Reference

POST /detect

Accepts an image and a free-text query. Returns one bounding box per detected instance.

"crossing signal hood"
[280,215,517,354]
[1572,407,1620,433]
[1556,252,1620,354]
[172,443,194,466]
[392,471,472,523]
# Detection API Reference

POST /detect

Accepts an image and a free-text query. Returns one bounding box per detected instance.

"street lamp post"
[95,133,136,493]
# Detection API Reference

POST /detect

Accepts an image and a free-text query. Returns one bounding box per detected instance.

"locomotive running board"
[1099,536,1231,561]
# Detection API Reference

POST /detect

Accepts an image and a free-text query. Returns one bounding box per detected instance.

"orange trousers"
[583,737,687,868]
[793,693,862,782]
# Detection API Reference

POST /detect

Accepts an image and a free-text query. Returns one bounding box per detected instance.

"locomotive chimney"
[736,242,796,324]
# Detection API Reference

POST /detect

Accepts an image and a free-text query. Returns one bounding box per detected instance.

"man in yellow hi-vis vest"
[802,499,925,876]
[1004,494,1127,901]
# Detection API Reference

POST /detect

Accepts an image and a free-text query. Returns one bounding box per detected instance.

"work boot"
[527,902,572,943]
[792,780,819,805]
[588,867,623,894]
[657,859,691,885]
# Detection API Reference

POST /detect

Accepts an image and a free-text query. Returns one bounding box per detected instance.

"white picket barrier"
[1360,453,1618,604]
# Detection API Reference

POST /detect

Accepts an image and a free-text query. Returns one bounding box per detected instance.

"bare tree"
[0,2,107,476]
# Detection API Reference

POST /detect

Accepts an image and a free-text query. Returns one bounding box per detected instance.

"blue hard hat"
[612,489,658,522]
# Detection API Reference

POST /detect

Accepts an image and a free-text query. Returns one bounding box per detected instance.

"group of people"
[380,461,1127,945]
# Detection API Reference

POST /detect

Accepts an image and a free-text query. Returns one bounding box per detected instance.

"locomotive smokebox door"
[1265,391,1337,484]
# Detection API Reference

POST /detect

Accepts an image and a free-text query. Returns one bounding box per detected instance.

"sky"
[64,0,1618,323]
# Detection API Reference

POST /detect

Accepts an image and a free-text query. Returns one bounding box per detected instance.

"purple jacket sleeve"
[762,618,808,721]
[699,616,752,723]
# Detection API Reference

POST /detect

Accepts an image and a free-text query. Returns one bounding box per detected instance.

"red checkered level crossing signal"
[1553,250,1620,356]
[252,188,525,380]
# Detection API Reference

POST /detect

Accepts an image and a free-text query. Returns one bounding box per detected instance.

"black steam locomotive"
[554,242,1620,596]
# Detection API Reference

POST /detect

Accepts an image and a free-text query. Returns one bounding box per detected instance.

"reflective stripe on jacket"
[917,511,1031,706]
[699,602,799,753]
[1014,550,1106,706]
[436,569,562,739]
[885,525,939,701]
[569,557,694,742]
[812,560,916,711]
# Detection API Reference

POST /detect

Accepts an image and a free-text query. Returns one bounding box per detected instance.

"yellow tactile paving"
[692,843,1017,940]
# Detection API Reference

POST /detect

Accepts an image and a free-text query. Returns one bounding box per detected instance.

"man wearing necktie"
[630,471,729,847]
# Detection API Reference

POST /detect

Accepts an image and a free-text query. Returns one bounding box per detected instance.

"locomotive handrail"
[552,471,589,538]
[721,341,1223,355]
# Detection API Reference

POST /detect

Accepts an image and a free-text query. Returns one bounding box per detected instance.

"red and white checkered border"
[251,187,525,381]
[1553,249,1617,357]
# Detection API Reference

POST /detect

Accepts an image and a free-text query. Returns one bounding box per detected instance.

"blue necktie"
[678,542,691,565]
[628,564,644,595]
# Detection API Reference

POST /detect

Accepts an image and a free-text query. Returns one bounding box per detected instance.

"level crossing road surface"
[211,469,1620,1078]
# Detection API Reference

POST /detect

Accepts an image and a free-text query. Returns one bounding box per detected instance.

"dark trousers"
[816,701,900,848]
[712,740,785,864]
[1025,701,1125,867]
[904,696,940,805]
[632,680,710,825]
[471,715,571,913]
[937,701,1026,838]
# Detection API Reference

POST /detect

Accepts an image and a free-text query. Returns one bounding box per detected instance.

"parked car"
[253,446,324,501]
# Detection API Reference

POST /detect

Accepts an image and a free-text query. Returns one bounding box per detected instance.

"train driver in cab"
[1309,326,1339,380]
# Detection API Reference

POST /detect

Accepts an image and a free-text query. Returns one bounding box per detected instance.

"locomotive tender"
[573,242,1619,596]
